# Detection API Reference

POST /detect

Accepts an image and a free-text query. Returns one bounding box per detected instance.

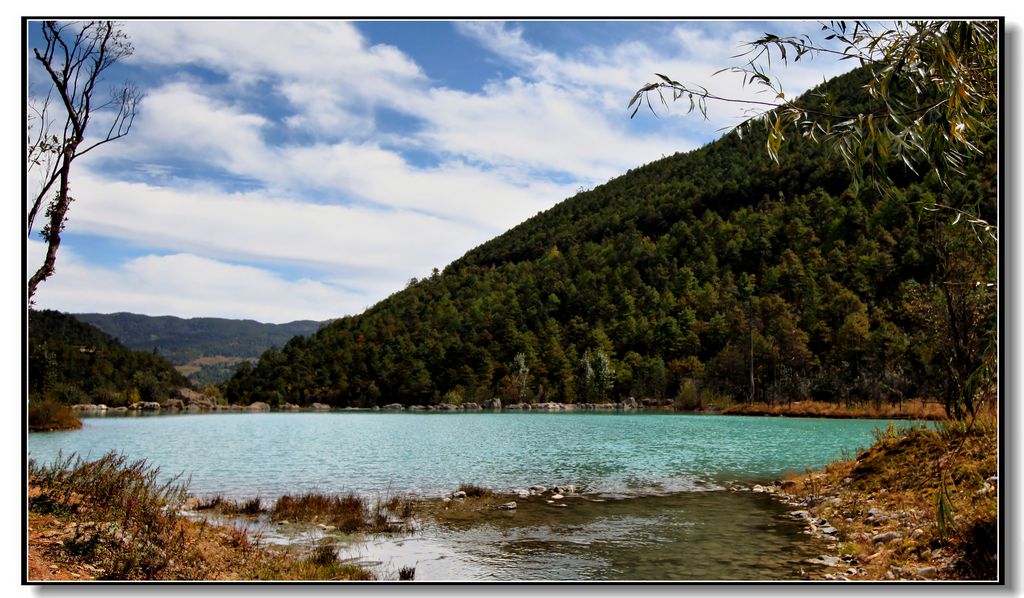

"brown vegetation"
[722,399,946,420]
[457,484,494,498]
[28,399,82,432]
[776,411,998,580]
[26,452,375,581]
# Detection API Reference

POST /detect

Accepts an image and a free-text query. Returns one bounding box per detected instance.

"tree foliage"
[223,66,996,418]
[29,310,189,407]
[632,20,998,238]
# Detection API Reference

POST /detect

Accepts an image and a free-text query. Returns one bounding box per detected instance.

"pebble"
[872,531,902,544]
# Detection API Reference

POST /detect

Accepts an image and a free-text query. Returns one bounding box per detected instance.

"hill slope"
[222,68,996,409]
[74,313,324,386]
[28,310,191,407]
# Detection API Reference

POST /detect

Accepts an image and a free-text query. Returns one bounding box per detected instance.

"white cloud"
[62,171,490,278]
[22,20,862,323]
[454,20,856,131]
[28,241,367,323]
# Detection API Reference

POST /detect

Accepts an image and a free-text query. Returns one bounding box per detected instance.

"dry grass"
[26,452,375,581]
[457,484,494,498]
[778,409,998,580]
[722,399,946,420]
[271,491,415,534]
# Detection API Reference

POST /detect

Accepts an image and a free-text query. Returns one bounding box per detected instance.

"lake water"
[28,411,907,581]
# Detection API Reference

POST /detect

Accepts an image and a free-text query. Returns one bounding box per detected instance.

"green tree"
[632,20,998,236]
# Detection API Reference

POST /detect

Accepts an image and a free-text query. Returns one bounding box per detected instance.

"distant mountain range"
[72,312,326,386]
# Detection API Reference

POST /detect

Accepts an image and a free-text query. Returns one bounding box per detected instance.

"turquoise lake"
[28,411,901,500]
[28,411,913,580]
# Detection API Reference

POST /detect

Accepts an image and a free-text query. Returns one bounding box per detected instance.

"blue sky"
[25,19,860,323]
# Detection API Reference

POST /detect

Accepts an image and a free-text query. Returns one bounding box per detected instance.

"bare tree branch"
[26,20,139,301]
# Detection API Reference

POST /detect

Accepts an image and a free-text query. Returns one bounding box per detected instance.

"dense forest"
[28,310,190,407]
[222,67,996,414]
[74,312,325,385]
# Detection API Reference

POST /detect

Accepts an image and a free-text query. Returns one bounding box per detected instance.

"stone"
[309,403,331,411]
[513,489,530,499]
[382,403,404,410]
[482,398,502,410]
[462,402,481,410]
[161,399,185,411]
[820,525,838,535]
[551,494,564,500]
[529,485,546,494]
[806,555,842,567]
[916,566,938,579]
[552,484,576,495]
[872,531,902,544]
[752,484,767,493]
[496,501,517,510]
[789,510,811,520]
[451,491,467,499]
[245,401,271,411]
[911,528,925,539]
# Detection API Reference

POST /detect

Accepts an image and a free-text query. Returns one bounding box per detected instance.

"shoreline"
[60,397,945,421]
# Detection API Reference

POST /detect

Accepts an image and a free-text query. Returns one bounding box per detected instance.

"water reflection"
[331,491,827,581]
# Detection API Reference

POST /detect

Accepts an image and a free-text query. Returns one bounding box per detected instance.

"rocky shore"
[749,419,997,581]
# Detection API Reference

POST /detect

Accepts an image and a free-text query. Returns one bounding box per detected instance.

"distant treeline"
[29,310,190,407]
[73,312,324,364]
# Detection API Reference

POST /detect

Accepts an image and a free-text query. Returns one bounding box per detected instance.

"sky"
[24,19,871,323]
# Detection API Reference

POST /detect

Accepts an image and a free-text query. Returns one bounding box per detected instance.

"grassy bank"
[27,452,381,581]
[721,399,946,420]
[773,412,998,580]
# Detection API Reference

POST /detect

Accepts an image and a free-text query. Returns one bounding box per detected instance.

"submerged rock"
[807,555,843,567]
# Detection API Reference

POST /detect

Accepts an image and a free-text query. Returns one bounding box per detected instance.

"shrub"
[28,452,194,579]
[457,484,493,498]
[28,399,82,432]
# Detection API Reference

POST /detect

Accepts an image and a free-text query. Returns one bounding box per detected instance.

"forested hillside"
[222,67,996,412]
[74,313,324,385]
[28,310,190,407]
